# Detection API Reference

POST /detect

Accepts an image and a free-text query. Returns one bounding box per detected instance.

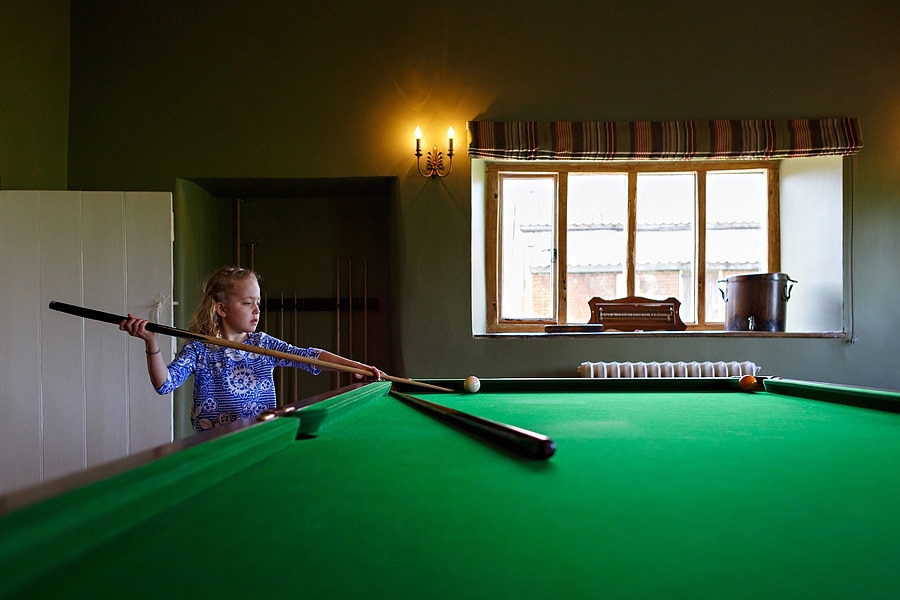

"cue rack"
[257,256,379,405]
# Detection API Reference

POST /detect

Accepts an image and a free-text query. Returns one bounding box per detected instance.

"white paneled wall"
[0,191,174,496]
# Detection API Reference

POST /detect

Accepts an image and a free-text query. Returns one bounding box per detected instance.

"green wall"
[22,1,900,390]
[0,0,69,190]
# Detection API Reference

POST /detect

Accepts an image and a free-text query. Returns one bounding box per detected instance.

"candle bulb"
[413,125,454,177]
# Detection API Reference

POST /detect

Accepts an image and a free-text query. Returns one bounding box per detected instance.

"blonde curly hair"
[187,266,260,338]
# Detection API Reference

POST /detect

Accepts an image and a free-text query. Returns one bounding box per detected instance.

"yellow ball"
[463,376,481,393]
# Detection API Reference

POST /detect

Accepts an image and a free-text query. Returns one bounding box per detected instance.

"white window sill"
[475,330,846,339]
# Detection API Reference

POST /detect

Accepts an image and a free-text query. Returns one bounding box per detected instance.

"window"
[485,161,779,332]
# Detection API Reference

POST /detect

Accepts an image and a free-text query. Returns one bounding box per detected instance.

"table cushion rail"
[0,416,300,598]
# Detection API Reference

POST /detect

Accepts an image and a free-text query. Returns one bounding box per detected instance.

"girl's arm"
[119,314,169,389]
[315,350,383,381]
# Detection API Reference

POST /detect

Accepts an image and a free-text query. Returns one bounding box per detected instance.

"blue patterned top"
[156,332,322,432]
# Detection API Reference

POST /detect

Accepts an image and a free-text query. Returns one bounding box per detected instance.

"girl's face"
[215,277,261,339]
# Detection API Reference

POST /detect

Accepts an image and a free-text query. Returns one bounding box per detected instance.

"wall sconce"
[415,126,454,178]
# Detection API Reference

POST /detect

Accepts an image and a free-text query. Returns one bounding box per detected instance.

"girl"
[120,266,382,432]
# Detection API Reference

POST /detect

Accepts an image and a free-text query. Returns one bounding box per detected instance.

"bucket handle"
[783,277,797,302]
[718,276,797,302]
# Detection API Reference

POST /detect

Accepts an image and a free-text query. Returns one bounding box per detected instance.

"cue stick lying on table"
[389,389,556,460]
[49,301,453,393]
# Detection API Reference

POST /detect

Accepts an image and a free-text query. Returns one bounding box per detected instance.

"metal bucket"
[719,273,796,332]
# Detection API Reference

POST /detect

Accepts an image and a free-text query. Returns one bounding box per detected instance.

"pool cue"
[292,290,298,403]
[389,389,556,460]
[348,256,353,363]
[235,198,242,265]
[363,256,368,364]
[335,256,341,387]
[49,301,453,393]
[278,292,285,404]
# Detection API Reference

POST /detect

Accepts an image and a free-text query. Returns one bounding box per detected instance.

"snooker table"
[2,377,900,599]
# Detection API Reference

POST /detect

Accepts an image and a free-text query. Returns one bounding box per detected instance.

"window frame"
[484,160,780,333]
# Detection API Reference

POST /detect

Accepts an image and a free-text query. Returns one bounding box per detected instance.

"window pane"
[499,175,555,320]
[705,170,768,322]
[566,173,628,323]
[635,173,696,321]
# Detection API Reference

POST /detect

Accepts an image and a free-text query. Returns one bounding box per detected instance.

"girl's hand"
[119,314,156,343]
[355,365,383,381]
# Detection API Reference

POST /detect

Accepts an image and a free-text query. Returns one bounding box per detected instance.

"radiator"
[578,360,759,378]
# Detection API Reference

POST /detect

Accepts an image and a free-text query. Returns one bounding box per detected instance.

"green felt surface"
[3,380,900,599]
[0,417,300,598]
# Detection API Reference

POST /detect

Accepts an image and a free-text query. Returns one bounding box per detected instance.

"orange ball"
[738,375,758,392]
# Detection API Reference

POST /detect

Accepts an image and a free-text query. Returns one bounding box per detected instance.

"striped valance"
[467,118,862,161]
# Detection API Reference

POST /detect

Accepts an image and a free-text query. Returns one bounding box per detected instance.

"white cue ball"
[463,376,481,393]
